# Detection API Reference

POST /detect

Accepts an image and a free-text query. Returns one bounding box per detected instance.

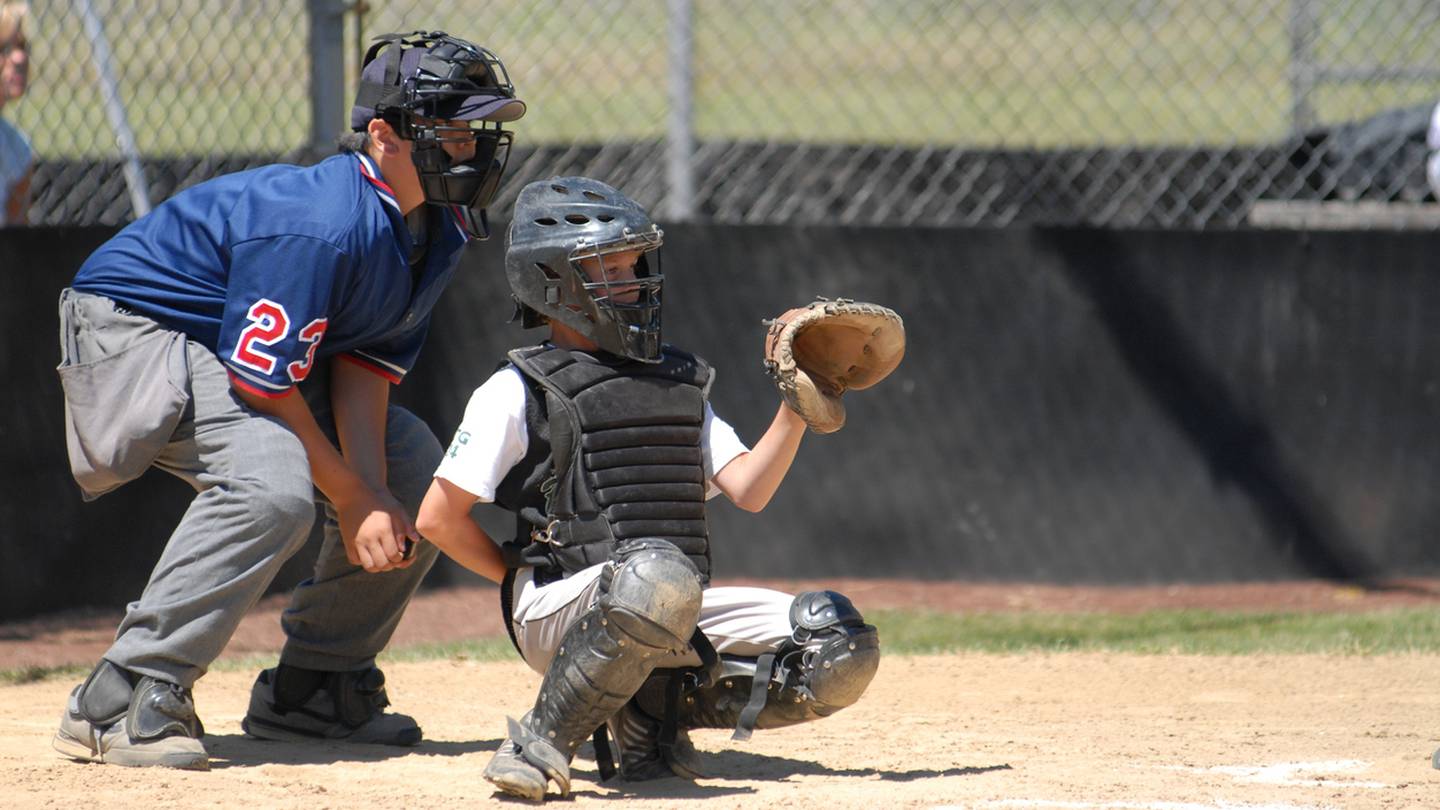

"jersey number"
[231,299,327,382]
[286,318,329,382]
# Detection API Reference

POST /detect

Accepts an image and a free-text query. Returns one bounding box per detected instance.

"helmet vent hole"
[534,217,558,226]
[564,214,590,225]
[550,184,569,194]
[535,262,561,280]
[582,190,606,201]
[597,215,614,222]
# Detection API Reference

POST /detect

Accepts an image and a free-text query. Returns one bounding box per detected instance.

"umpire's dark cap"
[350,33,526,131]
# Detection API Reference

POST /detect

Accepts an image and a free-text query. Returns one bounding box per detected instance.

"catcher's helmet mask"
[506,177,666,363]
[354,31,524,238]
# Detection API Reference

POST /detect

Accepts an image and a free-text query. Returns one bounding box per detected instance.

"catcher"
[414,176,904,801]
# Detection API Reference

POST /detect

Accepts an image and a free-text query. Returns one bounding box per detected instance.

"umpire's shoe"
[241,663,422,746]
[53,659,209,770]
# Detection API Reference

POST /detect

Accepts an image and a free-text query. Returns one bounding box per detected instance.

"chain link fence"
[13,0,1440,228]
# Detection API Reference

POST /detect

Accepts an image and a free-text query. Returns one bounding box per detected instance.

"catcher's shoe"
[483,734,552,802]
[53,664,209,770]
[241,664,421,746]
[606,699,705,781]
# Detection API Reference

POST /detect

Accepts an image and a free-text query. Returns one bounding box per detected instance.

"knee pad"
[784,590,880,712]
[596,538,703,653]
[638,592,881,738]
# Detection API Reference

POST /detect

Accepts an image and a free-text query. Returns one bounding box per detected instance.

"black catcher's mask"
[353,31,525,239]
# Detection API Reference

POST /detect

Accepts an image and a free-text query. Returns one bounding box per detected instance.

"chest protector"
[496,345,714,582]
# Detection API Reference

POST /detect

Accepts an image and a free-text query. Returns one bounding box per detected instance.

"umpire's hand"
[338,489,419,573]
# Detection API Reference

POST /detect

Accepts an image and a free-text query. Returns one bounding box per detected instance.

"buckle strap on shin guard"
[592,725,617,781]
[659,670,683,758]
[686,627,721,690]
[732,651,777,741]
[597,626,719,779]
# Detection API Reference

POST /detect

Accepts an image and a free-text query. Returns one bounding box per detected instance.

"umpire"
[50,31,524,770]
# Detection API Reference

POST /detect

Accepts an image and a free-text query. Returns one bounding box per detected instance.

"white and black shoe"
[53,661,209,770]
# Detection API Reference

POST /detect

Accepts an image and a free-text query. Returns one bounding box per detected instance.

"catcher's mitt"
[764,298,906,434]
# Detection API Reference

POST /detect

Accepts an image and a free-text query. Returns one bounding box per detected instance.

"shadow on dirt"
[204,733,503,769]
[207,731,1009,796]
[488,783,761,804]
[696,748,1011,783]
[478,753,1012,803]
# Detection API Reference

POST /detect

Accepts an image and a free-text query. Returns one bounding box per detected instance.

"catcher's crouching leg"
[635,590,880,739]
[483,539,703,802]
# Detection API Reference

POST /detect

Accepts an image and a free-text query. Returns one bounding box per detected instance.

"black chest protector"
[495,344,714,582]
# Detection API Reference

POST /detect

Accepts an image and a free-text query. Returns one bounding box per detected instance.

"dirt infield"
[4,579,1440,808]
[4,654,1439,808]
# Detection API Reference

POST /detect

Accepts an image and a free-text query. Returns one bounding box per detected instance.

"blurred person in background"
[0,1,29,225]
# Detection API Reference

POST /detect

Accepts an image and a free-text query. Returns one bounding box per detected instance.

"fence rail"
[13,0,1440,228]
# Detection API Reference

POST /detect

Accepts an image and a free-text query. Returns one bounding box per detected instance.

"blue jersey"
[72,153,469,397]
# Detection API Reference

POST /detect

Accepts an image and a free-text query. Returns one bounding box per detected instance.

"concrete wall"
[5,224,1440,620]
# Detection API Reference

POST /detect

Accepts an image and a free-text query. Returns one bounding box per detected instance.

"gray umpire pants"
[57,288,442,688]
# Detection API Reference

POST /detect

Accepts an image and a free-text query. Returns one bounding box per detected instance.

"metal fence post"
[75,0,151,218]
[309,0,348,153]
[1287,0,1319,133]
[666,0,695,222]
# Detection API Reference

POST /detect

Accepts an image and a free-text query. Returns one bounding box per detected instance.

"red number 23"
[231,299,327,382]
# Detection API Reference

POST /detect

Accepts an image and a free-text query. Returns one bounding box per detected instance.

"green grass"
[0,663,90,686]
[0,637,522,686]
[6,608,1438,685]
[867,607,1440,655]
[376,636,524,665]
[16,0,1440,158]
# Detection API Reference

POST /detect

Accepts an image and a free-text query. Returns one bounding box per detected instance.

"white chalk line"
[928,759,1390,810]
[950,795,1330,801]
[1157,759,1388,789]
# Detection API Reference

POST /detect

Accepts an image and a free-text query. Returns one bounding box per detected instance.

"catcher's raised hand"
[763,298,906,434]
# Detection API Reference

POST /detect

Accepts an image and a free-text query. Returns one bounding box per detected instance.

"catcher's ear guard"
[510,296,547,329]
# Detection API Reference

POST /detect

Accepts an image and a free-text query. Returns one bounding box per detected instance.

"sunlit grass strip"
[377,636,522,665]
[0,637,522,686]
[7,609,1440,684]
[869,607,1440,655]
[0,663,89,686]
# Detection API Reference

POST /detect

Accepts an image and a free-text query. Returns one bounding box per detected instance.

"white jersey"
[434,364,750,503]
[438,363,795,680]
[0,117,31,226]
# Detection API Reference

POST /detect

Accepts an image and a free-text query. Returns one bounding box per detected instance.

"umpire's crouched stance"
[51,31,525,770]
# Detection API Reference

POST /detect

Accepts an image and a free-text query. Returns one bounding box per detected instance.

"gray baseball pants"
[57,288,442,688]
